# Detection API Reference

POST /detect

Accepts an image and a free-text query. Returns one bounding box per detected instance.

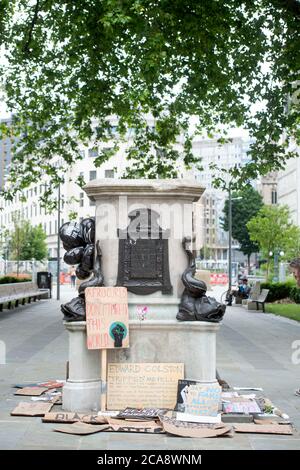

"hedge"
[290,287,300,304]
[0,276,32,284]
[260,280,297,303]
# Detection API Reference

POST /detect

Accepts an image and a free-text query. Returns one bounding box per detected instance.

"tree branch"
[23,0,40,55]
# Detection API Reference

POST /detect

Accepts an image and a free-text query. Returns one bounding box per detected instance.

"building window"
[105,169,114,178]
[88,147,98,158]
[89,199,96,207]
[271,190,277,205]
[49,221,52,234]
[89,170,97,181]
[80,192,84,207]
[55,220,57,233]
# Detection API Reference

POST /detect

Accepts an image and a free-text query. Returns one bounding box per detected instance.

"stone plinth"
[63,320,220,412]
[108,320,220,382]
[84,179,205,320]
[62,322,101,412]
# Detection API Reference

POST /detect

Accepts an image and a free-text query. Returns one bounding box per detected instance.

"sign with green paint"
[85,287,129,350]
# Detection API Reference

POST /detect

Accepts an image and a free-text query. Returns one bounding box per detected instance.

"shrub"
[290,287,300,304]
[261,280,296,302]
[0,275,32,284]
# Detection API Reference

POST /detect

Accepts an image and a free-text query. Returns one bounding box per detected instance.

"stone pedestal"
[62,319,219,412]
[62,322,101,412]
[84,179,205,320]
[108,320,220,382]
[62,178,223,412]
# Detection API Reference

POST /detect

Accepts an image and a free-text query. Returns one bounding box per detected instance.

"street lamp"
[269,250,285,282]
[228,187,242,293]
[57,183,61,301]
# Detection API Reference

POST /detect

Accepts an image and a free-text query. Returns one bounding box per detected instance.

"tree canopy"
[222,186,264,265]
[247,204,300,265]
[0,1,299,207]
[10,219,48,261]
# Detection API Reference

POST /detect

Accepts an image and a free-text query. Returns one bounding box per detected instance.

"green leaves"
[10,218,48,261]
[222,186,264,259]
[0,1,299,206]
[247,205,300,260]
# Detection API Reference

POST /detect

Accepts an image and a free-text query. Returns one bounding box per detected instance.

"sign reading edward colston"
[116,208,172,295]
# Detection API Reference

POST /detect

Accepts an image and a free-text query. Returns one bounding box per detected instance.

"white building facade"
[277,146,300,226]
[0,123,254,265]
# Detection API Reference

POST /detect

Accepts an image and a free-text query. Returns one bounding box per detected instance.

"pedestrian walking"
[69,266,76,288]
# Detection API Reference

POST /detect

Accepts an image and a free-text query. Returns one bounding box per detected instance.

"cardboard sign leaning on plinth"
[85,286,130,410]
[85,286,129,350]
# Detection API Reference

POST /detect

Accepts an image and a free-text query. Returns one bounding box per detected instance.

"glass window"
[88,147,98,158]
[80,192,84,207]
[271,190,277,204]
[105,169,114,178]
[89,199,96,207]
[89,170,97,181]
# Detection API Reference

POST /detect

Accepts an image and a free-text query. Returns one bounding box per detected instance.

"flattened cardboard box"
[11,401,54,416]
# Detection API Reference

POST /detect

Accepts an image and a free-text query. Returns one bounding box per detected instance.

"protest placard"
[85,287,129,350]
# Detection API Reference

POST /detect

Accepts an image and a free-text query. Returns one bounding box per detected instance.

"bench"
[242,281,261,310]
[0,282,49,312]
[255,289,269,312]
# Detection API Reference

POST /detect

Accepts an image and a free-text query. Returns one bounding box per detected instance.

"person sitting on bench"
[232,277,251,303]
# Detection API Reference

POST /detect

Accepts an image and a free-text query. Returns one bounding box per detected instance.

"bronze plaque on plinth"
[116,208,172,295]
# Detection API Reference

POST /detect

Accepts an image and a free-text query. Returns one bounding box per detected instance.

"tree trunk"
[247,253,251,273]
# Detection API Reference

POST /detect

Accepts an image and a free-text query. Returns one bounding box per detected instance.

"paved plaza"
[0,285,300,450]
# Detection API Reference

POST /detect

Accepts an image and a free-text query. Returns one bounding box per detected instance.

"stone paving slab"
[0,285,300,450]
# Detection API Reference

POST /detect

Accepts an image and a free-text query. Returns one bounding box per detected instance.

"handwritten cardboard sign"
[176,380,221,422]
[106,417,164,434]
[54,423,109,435]
[117,408,167,420]
[85,287,129,350]
[14,387,48,396]
[159,414,232,438]
[107,363,184,410]
[11,401,54,416]
[42,412,108,424]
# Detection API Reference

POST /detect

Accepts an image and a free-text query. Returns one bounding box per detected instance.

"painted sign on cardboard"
[85,287,129,350]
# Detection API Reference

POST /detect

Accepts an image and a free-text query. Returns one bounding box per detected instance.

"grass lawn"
[265,303,300,322]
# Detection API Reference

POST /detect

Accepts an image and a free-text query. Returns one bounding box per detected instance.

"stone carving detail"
[116,208,172,295]
[176,237,226,322]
